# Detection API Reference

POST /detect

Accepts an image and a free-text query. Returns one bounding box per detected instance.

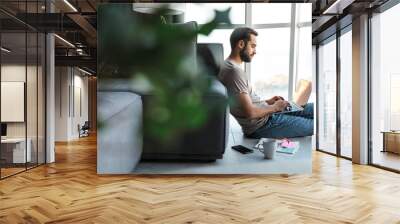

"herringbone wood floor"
[1,135,400,224]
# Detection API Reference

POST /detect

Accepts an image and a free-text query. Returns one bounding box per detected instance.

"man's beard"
[240,48,252,62]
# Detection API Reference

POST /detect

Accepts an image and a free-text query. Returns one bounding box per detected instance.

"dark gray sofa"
[97,21,229,174]
[141,43,229,161]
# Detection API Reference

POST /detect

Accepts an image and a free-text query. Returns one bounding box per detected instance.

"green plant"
[98,4,231,141]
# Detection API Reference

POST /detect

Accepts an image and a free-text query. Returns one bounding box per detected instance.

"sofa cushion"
[197,43,224,77]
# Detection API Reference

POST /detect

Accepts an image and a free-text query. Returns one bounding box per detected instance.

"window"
[318,37,337,155]
[371,3,400,171]
[0,2,46,179]
[339,28,352,158]
[184,3,245,24]
[251,3,296,100]
[251,28,291,99]
[1,31,28,177]
[295,26,312,89]
[185,4,245,68]
[251,3,291,24]
[390,74,400,130]
[197,29,234,59]
[297,3,311,23]
[294,4,312,102]
[184,3,311,102]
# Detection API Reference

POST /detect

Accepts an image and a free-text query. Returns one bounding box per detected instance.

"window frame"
[368,0,400,173]
[315,21,353,160]
[0,1,47,180]
[186,3,312,99]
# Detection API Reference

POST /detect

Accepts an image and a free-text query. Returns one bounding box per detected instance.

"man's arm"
[237,93,288,119]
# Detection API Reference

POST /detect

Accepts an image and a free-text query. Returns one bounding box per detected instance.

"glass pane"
[318,37,337,154]
[38,33,45,165]
[294,25,313,110]
[27,31,38,169]
[294,3,312,103]
[184,3,245,24]
[26,0,38,169]
[295,26,312,89]
[197,28,233,60]
[371,3,400,171]
[251,28,290,100]
[252,3,291,24]
[312,45,317,150]
[340,29,352,158]
[1,31,27,177]
[297,3,312,23]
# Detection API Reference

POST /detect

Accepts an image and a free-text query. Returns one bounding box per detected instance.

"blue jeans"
[248,103,314,139]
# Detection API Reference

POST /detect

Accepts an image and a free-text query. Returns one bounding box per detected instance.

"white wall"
[71,72,89,138]
[55,67,89,141]
[55,66,69,141]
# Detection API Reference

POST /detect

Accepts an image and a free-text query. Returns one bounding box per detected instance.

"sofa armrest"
[97,91,143,174]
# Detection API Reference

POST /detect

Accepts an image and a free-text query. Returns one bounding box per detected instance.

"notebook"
[276,146,298,154]
[276,140,299,155]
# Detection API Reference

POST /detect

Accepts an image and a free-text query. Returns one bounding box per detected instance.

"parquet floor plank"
[0,135,400,223]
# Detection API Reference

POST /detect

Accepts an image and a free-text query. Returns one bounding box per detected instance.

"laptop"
[274,101,304,114]
[274,79,312,114]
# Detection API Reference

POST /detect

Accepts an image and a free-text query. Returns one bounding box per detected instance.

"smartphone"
[231,145,254,154]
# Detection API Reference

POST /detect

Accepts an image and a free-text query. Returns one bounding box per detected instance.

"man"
[218,27,314,139]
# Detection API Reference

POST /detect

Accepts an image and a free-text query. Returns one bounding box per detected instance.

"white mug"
[262,139,277,159]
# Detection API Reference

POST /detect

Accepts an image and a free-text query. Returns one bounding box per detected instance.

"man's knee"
[305,102,314,110]
[305,125,314,136]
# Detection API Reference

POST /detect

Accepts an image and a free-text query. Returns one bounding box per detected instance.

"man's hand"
[266,96,285,105]
[272,100,290,112]
[237,93,286,119]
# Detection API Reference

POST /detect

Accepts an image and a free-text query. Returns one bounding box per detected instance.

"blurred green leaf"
[99,4,231,141]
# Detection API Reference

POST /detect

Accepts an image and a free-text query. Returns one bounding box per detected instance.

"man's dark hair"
[230,27,258,50]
